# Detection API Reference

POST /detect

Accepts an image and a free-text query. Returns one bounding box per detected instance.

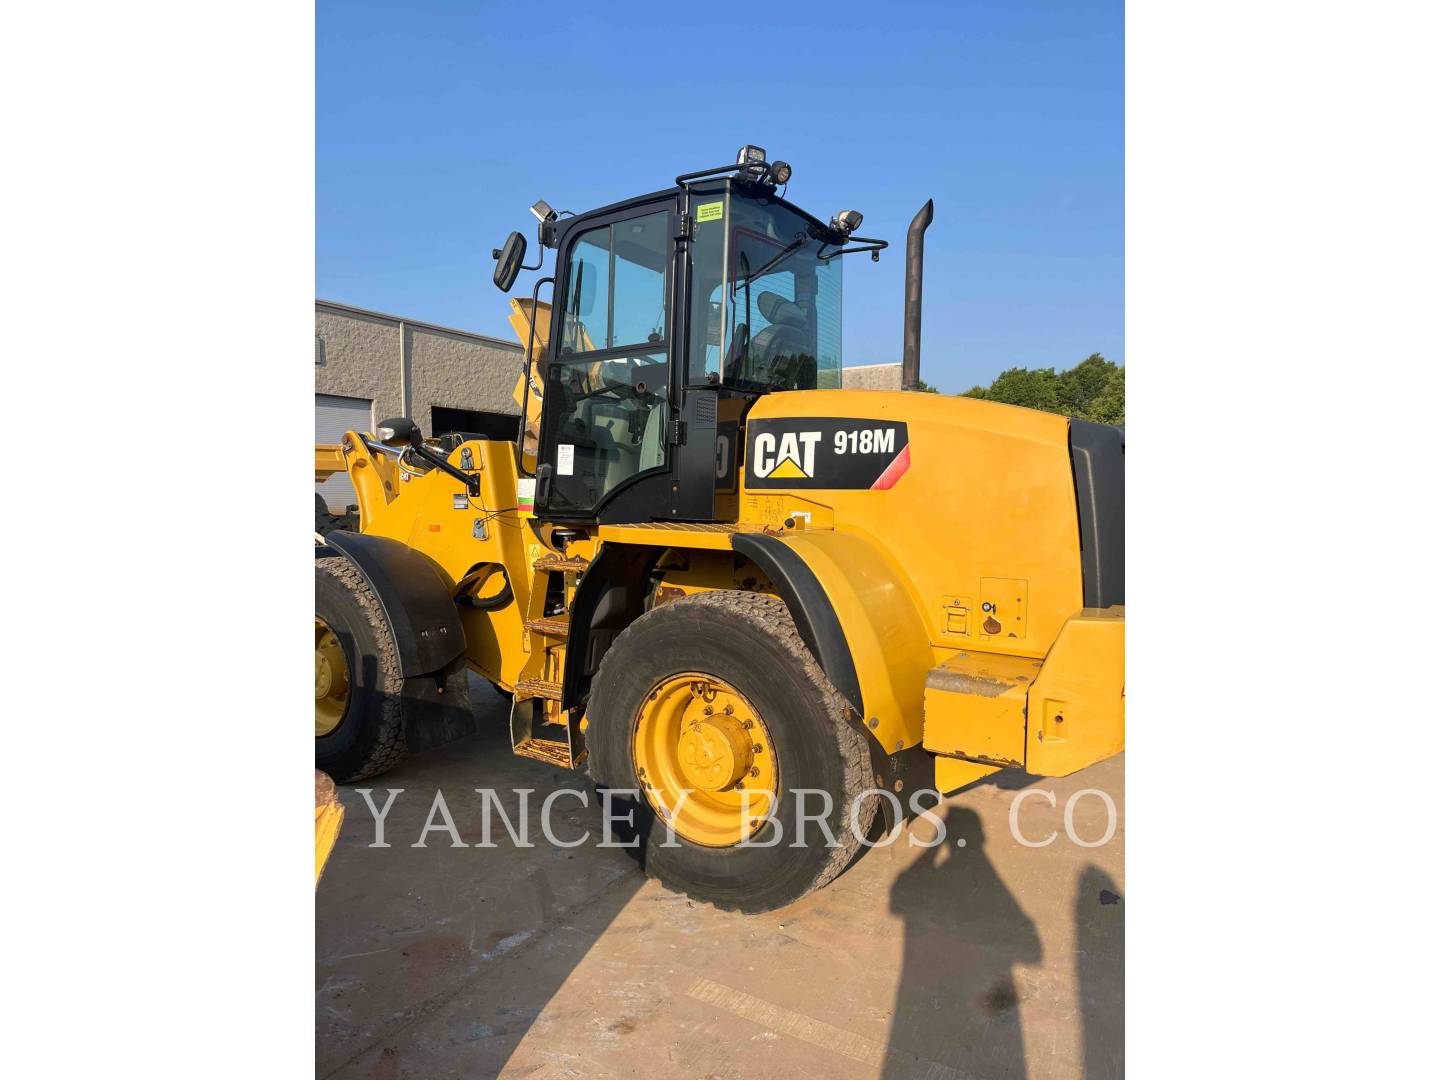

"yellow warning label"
[696,201,724,223]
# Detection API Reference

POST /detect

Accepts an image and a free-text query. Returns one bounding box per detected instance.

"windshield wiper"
[735,235,807,287]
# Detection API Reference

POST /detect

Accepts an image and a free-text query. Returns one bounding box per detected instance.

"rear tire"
[315,557,407,781]
[588,591,877,913]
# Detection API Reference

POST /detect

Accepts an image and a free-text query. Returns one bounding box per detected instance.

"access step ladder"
[510,548,588,768]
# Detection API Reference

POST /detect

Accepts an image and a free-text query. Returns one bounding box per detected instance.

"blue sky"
[317,0,1122,393]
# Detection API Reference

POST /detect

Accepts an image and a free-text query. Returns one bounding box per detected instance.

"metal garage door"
[316,394,373,513]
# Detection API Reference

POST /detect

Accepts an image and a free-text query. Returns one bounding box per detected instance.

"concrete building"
[315,299,523,511]
[841,362,904,390]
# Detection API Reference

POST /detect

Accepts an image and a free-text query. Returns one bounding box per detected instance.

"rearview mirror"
[375,417,421,448]
[492,231,527,292]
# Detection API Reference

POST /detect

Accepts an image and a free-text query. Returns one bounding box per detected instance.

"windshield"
[687,192,842,391]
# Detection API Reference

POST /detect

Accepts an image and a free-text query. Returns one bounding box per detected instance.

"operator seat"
[747,291,817,389]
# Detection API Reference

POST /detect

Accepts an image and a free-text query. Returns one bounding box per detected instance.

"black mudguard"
[319,531,466,676]
[730,532,864,716]
[318,531,475,750]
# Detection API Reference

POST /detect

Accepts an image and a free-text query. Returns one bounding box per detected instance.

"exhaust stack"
[901,199,934,392]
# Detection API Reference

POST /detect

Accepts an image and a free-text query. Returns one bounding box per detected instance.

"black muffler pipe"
[902,199,934,392]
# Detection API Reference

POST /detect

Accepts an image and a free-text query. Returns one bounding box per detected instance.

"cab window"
[546,209,672,513]
[561,211,669,353]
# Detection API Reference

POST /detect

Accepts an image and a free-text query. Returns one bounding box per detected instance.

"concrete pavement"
[317,679,1124,1079]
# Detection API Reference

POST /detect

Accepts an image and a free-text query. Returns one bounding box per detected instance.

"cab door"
[536,202,677,519]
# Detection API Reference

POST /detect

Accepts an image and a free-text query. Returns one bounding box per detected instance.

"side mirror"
[375,417,421,448]
[492,231,527,293]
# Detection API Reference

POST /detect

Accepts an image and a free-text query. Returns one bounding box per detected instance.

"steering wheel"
[564,356,660,405]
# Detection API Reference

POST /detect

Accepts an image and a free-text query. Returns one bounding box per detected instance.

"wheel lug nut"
[749,767,759,778]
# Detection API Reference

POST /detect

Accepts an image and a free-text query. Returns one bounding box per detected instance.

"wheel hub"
[631,673,778,847]
[678,714,754,792]
[315,652,334,699]
[315,618,350,737]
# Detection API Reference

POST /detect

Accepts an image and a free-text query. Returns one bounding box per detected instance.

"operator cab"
[495,146,885,524]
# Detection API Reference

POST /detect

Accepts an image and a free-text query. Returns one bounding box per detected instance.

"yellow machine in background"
[314,147,1124,912]
[314,771,344,887]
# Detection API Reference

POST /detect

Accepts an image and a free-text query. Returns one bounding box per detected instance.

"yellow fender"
[733,530,929,754]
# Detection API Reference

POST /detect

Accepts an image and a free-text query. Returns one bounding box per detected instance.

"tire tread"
[316,556,407,781]
[590,589,877,910]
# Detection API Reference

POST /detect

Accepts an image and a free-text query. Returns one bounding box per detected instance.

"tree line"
[917,353,1124,426]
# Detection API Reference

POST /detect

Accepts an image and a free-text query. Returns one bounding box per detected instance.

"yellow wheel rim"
[631,673,778,847]
[315,618,350,737]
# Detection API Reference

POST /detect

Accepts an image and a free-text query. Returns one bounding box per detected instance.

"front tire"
[315,557,407,781]
[588,591,877,913]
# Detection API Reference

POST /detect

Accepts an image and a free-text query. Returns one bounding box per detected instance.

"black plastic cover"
[1069,420,1125,608]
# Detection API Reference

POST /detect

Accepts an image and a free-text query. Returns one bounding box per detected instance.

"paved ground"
[317,679,1124,1079]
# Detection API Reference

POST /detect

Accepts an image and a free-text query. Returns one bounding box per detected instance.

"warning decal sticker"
[517,477,536,515]
[696,201,725,223]
[745,418,910,491]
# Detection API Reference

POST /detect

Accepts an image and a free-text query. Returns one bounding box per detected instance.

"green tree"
[1057,353,1118,417]
[1087,366,1125,426]
[960,354,1124,426]
[985,366,1062,412]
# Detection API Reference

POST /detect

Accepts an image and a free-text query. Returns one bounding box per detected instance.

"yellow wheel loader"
[314,147,1124,912]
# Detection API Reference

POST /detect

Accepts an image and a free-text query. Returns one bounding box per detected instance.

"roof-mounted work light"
[736,144,769,181]
[830,209,864,236]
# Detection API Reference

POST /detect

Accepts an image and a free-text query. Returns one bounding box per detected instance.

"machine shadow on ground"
[316,680,649,1078]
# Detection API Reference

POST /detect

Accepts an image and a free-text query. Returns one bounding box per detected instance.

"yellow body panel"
[333,433,536,689]
[315,444,346,483]
[1024,607,1125,776]
[596,522,743,552]
[741,391,1084,658]
[774,529,932,753]
[922,650,1039,767]
[921,609,1124,777]
[933,757,1002,793]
